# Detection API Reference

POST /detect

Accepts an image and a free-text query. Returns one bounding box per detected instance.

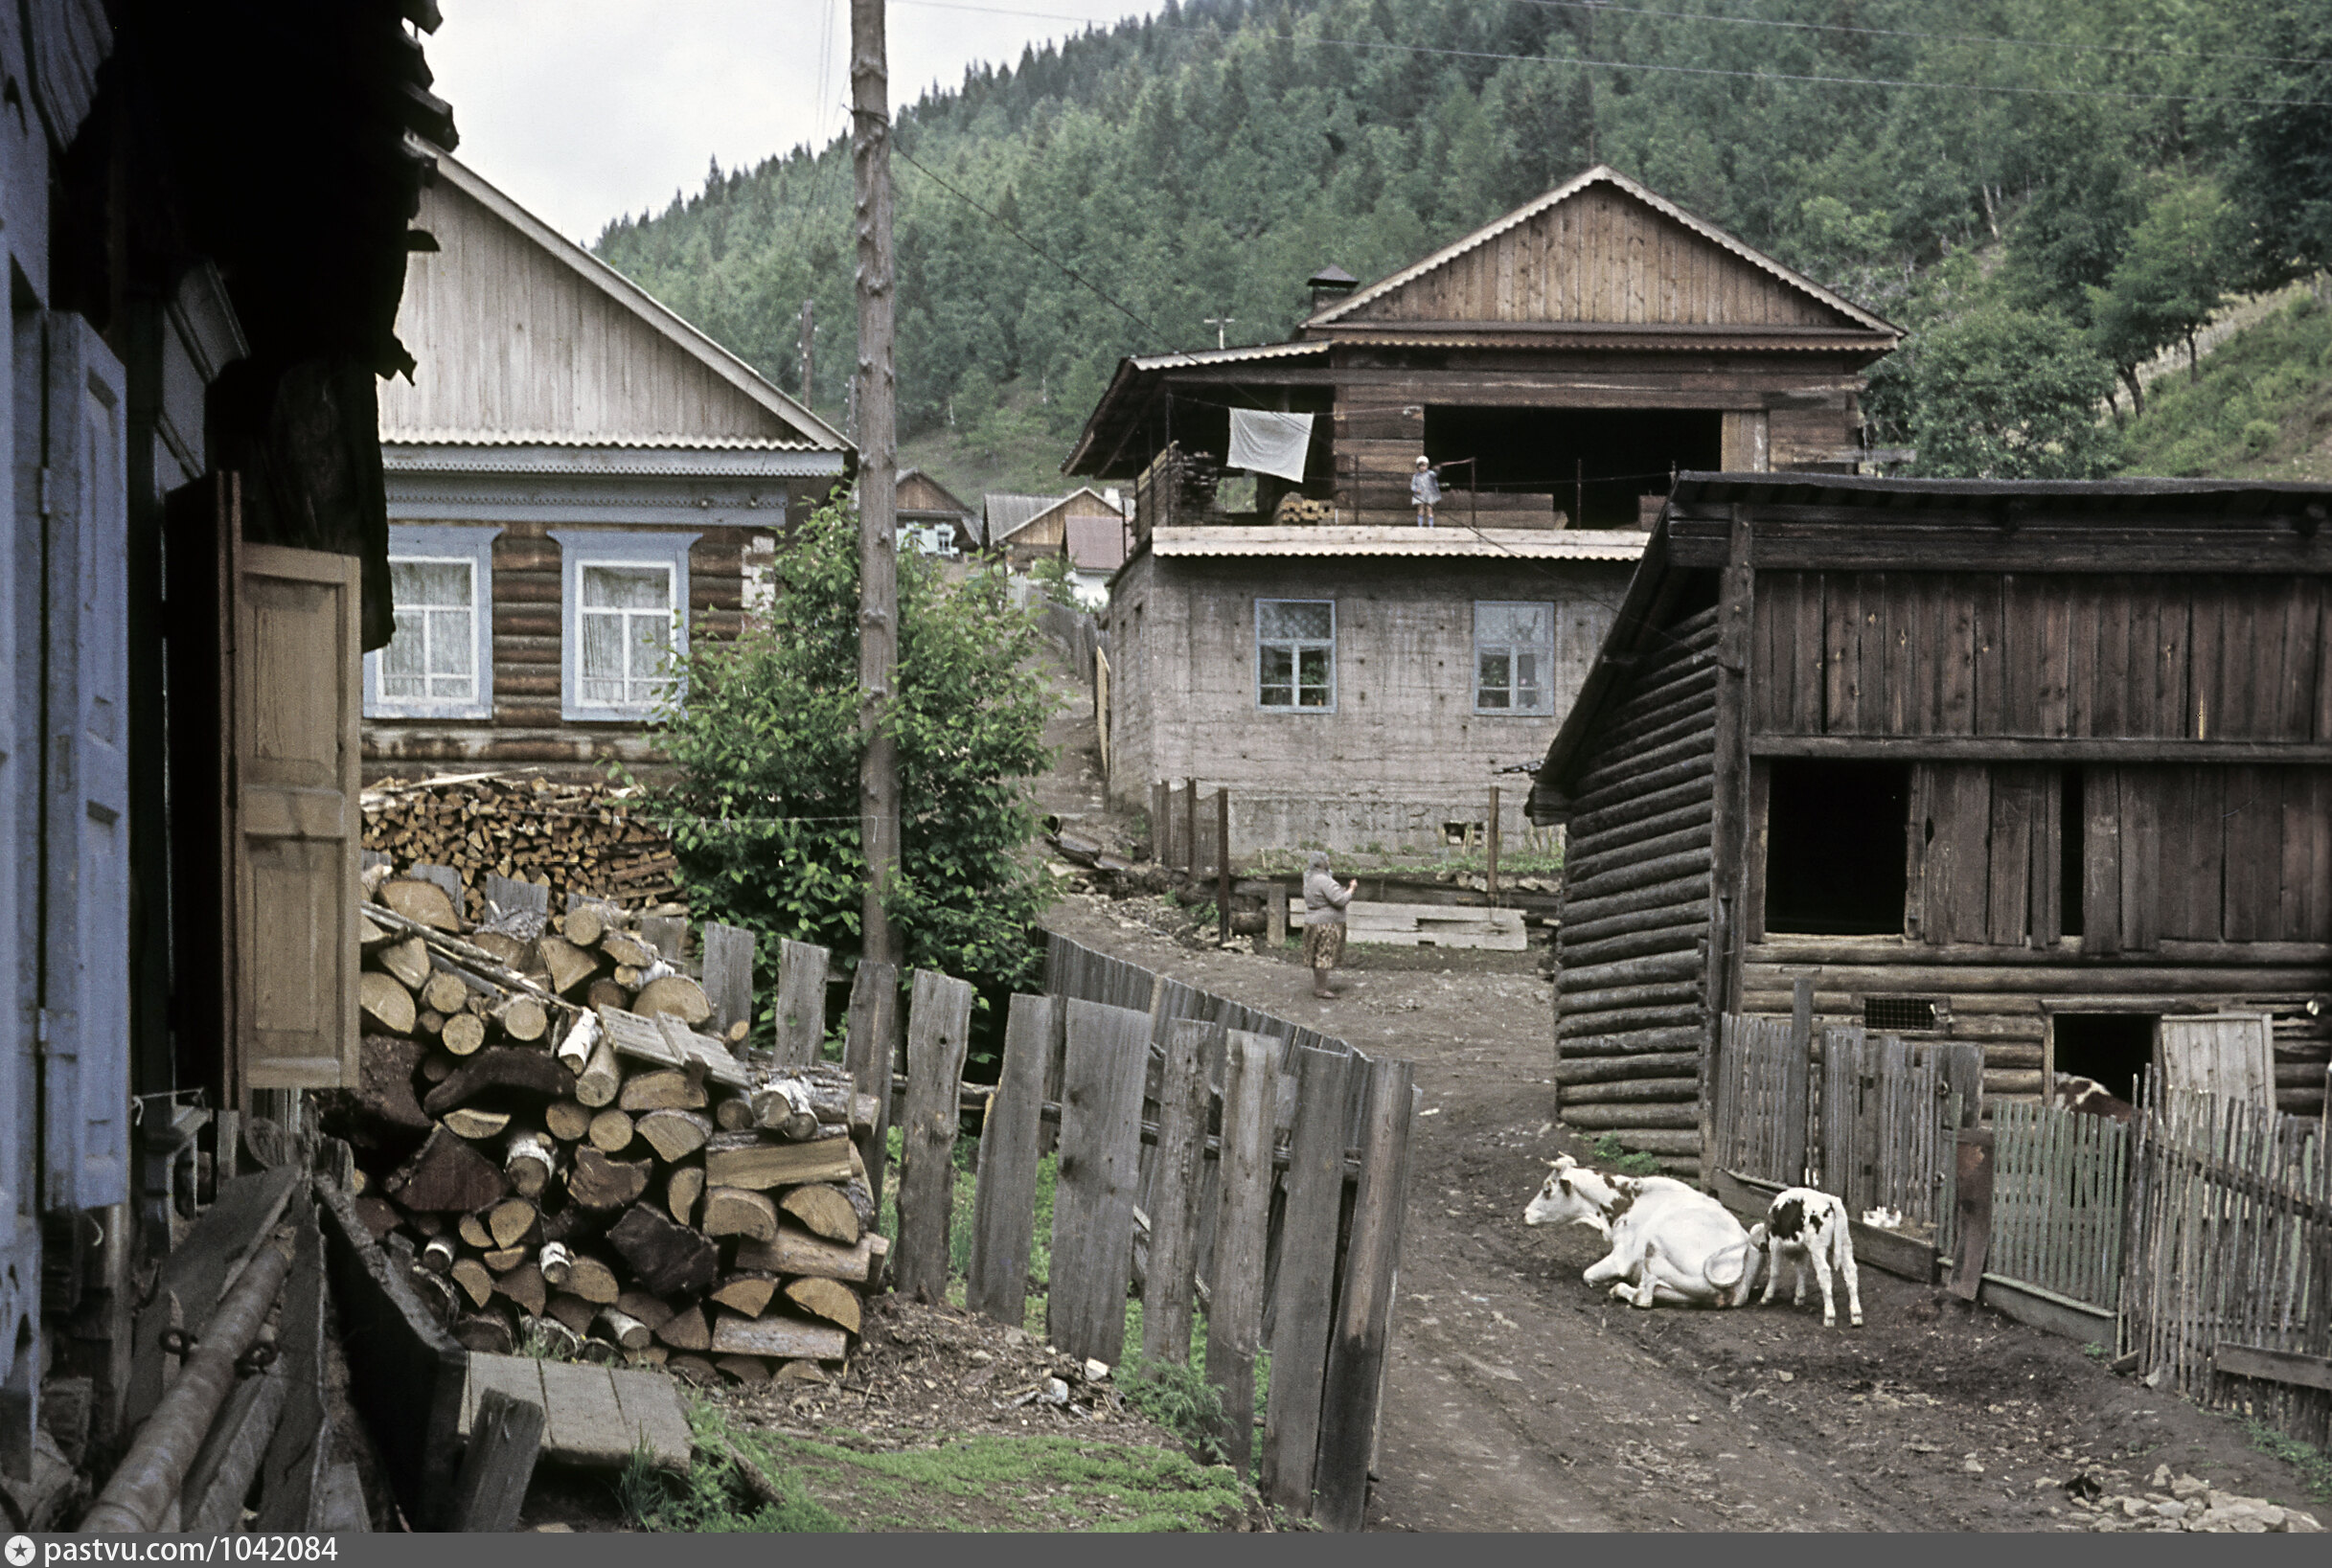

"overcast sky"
[425,1,1161,243]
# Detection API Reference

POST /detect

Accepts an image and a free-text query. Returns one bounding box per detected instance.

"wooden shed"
[367,155,852,777]
[1528,473,2332,1170]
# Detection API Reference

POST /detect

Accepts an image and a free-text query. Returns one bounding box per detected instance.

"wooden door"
[232,543,361,1093]
[2157,1013,2275,1110]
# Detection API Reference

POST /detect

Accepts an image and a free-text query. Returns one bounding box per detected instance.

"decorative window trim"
[364,524,501,719]
[1255,598,1337,714]
[551,529,699,722]
[1474,599,1558,716]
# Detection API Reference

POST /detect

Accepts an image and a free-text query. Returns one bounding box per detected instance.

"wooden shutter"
[37,313,129,1211]
[232,543,360,1091]
[2157,1013,2274,1110]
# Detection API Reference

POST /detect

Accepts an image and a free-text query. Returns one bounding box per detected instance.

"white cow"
[1746,1187,1863,1329]
[1523,1156,1762,1309]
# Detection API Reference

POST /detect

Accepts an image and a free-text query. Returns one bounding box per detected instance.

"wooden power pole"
[797,298,815,411]
[851,0,901,968]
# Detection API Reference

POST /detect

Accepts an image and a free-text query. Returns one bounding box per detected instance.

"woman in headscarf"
[1302,851,1358,999]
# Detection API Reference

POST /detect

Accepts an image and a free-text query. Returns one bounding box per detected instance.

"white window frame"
[1255,598,1336,713]
[552,530,698,722]
[1474,600,1559,716]
[363,524,500,719]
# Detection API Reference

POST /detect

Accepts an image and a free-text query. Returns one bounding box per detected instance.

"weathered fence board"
[895,970,974,1302]
[1988,1100,2127,1311]
[966,994,1055,1327]
[700,922,754,1038]
[1141,1019,1215,1364]
[481,873,548,920]
[773,938,830,1067]
[842,960,898,1211]
[1261,1046,1359,1516]
[1206,1031,1278,1479]
[1048,1000,1153,1365]
[1313,1057,1416,1532]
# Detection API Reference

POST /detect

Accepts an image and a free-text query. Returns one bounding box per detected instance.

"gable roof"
[995,487,1126,545]
[983,493,1057,541]
[380,155,849,455]
[1304,164,1897,338]
[898,467,977,517]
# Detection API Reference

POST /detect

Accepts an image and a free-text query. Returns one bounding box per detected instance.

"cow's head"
[1524,1155,1615,1236]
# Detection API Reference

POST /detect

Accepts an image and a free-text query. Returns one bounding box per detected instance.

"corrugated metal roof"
[382,427,826,451]
[1128,341,1331,373]
[1152,525,1649,561]
[1320,332,1887,353]
[983,493,1058,538]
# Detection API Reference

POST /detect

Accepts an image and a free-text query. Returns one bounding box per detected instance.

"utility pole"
[851,0,900,968]
[1203,313,1236,351]
[797,298,815,411]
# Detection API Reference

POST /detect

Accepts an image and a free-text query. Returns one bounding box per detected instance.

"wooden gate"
[1986,1100,2130,1314]
[1710,1014,1808,1188]
[1821,1027,1981,1252]
[2159,1013,2276,1110]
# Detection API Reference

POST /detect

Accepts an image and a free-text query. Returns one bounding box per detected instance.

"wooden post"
[1267,882,1287,949]
[1486,785,1500,906]
[797,297,814,411]
[1152,780,1167,865]
[640,914,687,967]
[966,994,1053,1327]
[1185,775,1199,878]
[1314,1056,1416,1532]
[1787,976,1814,1188]
[1261,1046,1358,1516]
[1048,1000,1151,1366]
[701,922,754,1041]
[773,939,829,1067]
[895,969,973,1302]
[853,0,901,968]
[1141,1020,1214,1366]
[1206,1031,1276,1478]
[842,959,900,1212]
[1216,788,1231,946]
[446,1388,543,1533]
[1701,502,1755,1184]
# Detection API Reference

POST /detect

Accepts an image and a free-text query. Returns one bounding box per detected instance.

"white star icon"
[5,1534,34,1566]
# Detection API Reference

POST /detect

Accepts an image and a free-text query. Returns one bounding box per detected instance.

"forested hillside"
[595,0,2332,484]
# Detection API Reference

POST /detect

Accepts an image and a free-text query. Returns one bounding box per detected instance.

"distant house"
[897,467,979,556]
[368,156,854,777]
[1063,511,1128,607]
[988,487,1130,574]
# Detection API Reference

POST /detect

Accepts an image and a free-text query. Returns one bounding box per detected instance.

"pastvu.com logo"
[6,1534,34,1566]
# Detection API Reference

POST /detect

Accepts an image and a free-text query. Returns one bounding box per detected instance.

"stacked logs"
[339,875,880,1386]
[1551,603,1721,1175]
[358,773,679,917]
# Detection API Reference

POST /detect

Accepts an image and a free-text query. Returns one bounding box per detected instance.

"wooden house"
[366,155,852,777]
[897,467,978,555]
[991,486,1130,572]
[1527,474,2332,1170]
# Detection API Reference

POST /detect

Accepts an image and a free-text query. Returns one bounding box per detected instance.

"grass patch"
[1591,1131,1664,1176]
[2242,1418,2332,1504]
[621,1409,852,1533]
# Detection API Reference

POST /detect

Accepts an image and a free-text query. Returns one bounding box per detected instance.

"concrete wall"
[1103,550,1630,852]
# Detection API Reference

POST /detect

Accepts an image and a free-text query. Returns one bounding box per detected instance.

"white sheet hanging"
[1226,408,1315,483]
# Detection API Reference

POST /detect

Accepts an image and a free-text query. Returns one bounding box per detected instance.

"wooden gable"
[379,158,843,449]
[1313,167,1890,335]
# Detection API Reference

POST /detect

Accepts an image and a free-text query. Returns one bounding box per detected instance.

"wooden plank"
[700,922,754,1040]
[606,1368,694,1469]
[1313,1057,1416,1532]
[1951,1128,1994,1301]
[896,969,975,1302]
[183,1361,291,1534]
[1205,1031,1278,1479]
[772,939,829,1067]
[447,1388,544,1533]
[966,994,1054,1328]
[1048,1000,1153,1366]
[253,1202,330,1531]
[843,960,900,1212]
[1141,1019,1215,1366]
[1261,1046,1359,1517]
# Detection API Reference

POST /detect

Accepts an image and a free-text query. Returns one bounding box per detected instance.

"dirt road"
[1038,892,2327,1533]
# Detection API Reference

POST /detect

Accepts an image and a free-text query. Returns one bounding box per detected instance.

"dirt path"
[1037,893,2329,1533]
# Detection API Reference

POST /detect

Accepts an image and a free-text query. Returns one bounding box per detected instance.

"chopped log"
[555,1011,599,1077]
[537,935,601,997]
[537,1242,574,1287]
[487,1198,538,1249]
[544,1294,596,1336]
[585,979,631,1012]
[525,1316,580,1358]
[450,1258,495,1308]
[422,971,470,1016]
[360,971,417,1036]
[700,1187,779,1242]
[381,877,463,932]
[441,1107,511,1141]
[632,976,712,1027]
[612,966,644,990]
[416,1010,446,1040]
[654,1306,711,1353]
[423,1047,572,1116]
[385,1125,508,1213]
[482,1246,526,1273]
[666,1167,704,1227]
[566,1148,650,1210]
[667,1353,718,1386]
[470,931,532,971]
[564,1254,620,1305]
[715,1356,769,1385]
[586,1110,635,1155]
[634,1110,711,1163]
[575,1027,622,1108]
[733,1224,878,1284]
[782,1278,860,1337]
[702,1133,852,1192]
[493,995,548,1044]
[601,934,652,969]
[354,1035,431,1134]
[710,1275,778,1317]
[595,1307,652,1352]
[378,935,432,992]
[713,1098,754,1132]
[708,1312,848,1362]
[618,1069,706,1112]
[419,1051,455,1084]
[493,1262,546,1318]
[421,1236,456,1275]
[544,1102,591,1143]
[606,1205,718,1297]
[410,1212,447,1238]
[778,1184,861,1246]
[564,905,606,947]
[354,1194,403,1240]
[459,1214,494,1250]
[454,1314,515,1355]
[359,910,395,955]
[504,1133,555,1198]
[615,1290,674,1332]
[442,1013,489,1057]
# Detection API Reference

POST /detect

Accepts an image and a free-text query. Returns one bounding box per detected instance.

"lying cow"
[1524,1156,1761,1310]
[1746,1187,1863,1329]
[2049,1074,2135,1123]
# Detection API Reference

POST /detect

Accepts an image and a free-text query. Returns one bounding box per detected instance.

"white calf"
[1746,1187,1863,1329]
[1524,1156,1762,1310]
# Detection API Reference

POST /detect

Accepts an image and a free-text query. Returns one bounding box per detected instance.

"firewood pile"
[333,870,882,1387]
[358,772,680,917]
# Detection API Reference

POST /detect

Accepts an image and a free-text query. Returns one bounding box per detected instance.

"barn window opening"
[2060,767,2085,937]
[1864,996,1937,1033]
[1421,407,1721,529]
[1764,760,1910,935]
[2051,1011,2157,1103]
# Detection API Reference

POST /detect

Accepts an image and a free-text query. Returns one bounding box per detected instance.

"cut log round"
[666,1167,704,1228]
[360,972,417,1036]
[654,1306,711,1352]
[595,1307,651,1352]
[586,1110,635,1155]
[381,877,462,933]
[455,1313,514,1355]
[505,1132,555,1198]
[667,1353,718,1386]
[459,1213,494,1250]
[700,1187,780,1242]
[544,1294,597,1335]
[618,1069,707,1112]
[634,1110,711,1163]
[482,1246,526,1273]
[612,966,643,990]
[615,1290,674,1332]
[566,1148,651,1210]
[575,1027,622,1108]
[715,1355,770,1385]
[563,905,606,947]
[544,1101,592,1143]
[353,1194,402,1240]
[782,1277,860,1336]
[606,1204,719,1297]
[537,1241,574,1287]
[354,1035,431,1136]
[442,1013,489,1057]
[733,1224,878,1284]
[584,979,631,1013]
[423,1047,573,1117]
[451,1258,495,1309]
[493,995,548,1044]
[493,1261,546,1318]
[471,931,532,971]
[564,1254,619,1306]
[537,935,601,997]
[421,1236,456,1275]
[378,935,432,992]
[419,1051,456,1084]
[423,971,471,1016]
[601,934,652,969]
[778,1184,861,1245]
[709,1274,777,1317]
[442,1107,511,1141]
[713,1098,754,1132]
[632,976,712,1027]
[385,1125,508,1213]
[359,910,393,954]
[488,1197,539,1249]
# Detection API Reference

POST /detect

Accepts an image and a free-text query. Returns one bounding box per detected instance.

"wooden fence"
[1987,1101,2129,1313]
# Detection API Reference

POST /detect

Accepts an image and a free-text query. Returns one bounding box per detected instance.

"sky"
[423,1,1161,243]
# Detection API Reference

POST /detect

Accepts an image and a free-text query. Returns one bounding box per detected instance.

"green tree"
[641,502,1058,996]
[1908,306,2120,479]
[2088,175,2240,412]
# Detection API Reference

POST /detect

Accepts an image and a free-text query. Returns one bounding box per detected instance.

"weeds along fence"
[875,932,1416,1531]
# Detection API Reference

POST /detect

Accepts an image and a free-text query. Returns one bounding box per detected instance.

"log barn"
[366,155,853,778]
[1068,165,1899,852]
[1527,474,2332,1172]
